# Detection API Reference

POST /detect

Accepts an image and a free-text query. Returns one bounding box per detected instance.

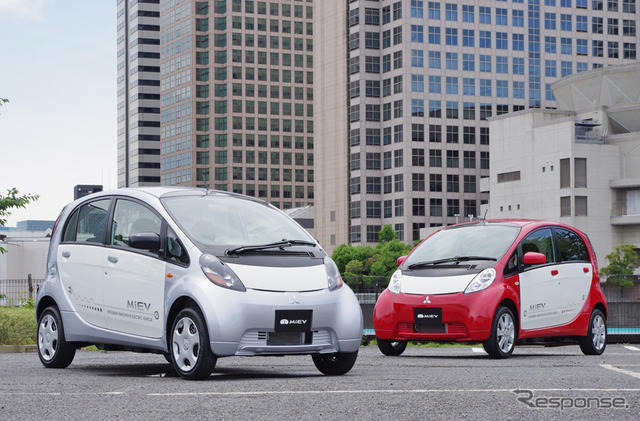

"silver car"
[36,188,362,379]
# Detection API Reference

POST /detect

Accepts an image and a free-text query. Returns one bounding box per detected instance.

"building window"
[575,196,588,216]
[560,196,571,217]
[560,158,570,188]
[574,158,587,188]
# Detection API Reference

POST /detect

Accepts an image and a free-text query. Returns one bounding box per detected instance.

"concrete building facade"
[316,0,640,253]
[117,0,162,187]
[158,0,315,210]
[486,63,640,265]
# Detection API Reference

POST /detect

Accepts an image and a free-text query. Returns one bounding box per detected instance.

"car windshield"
[405,224,520,267]
[162,194,314,249]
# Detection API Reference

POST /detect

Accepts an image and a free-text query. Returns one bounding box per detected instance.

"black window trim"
[551,226,591,265]
[59,194,191,267]
[518,226,558,273]
[60,197,115,247]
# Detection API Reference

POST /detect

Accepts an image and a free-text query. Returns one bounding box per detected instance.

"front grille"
[239,329,332,348]
[396,322,467,335]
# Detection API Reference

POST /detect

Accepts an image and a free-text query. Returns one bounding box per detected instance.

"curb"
[0,344,37,353]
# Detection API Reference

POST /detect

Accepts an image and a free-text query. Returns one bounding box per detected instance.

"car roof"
[69,187,269,209]
[445,219,585,233]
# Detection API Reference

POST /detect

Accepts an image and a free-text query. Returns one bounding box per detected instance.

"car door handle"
[62,251,71,258]
[107,256,119,264]
[551,269,559,276]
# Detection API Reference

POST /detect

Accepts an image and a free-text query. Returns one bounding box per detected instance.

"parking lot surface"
[1,344,639,420]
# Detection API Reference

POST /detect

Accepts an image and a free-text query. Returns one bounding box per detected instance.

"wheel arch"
[498,298,520,339]
[165,296,204,347]
[593,302,607,320]
[36,296,58,321]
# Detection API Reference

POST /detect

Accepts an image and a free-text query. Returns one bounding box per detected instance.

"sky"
[0,0,117,226]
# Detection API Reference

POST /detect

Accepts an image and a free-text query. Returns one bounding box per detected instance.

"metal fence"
[0,276,44,306]
[2,276,638,336]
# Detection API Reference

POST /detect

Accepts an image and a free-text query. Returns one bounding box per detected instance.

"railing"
[0,276,44,306]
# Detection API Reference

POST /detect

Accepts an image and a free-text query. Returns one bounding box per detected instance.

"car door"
[551,228,593,326]
[100,198,166,338]
[57,198,112,327]
[518,228,562,330]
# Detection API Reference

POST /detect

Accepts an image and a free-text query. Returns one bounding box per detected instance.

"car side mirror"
[397,255,408,267]
[129,232,161,251]
[523,251,546,265]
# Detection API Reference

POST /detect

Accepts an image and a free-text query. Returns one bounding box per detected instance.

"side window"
[167,227,190,266]
[554,228,589,262]
[75,199,111,243]
[110,199,162,253]
[520,228,555,268]
[62,210,79,242]
[503,250,518,277]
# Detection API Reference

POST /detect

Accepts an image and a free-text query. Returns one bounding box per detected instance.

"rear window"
[63,199,111,244]
[554,228,590,262]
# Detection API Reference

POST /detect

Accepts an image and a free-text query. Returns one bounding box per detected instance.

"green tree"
[378,224,397,242]
[0,188,39,254]
[600,244,639,288]
[344,259,364,275]
[0,98,8,106]
[331,244,355,273]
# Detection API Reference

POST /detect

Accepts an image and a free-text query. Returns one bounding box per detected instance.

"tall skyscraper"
[158,0,315,211]
[316,0,639,252]
[117,0,162,188]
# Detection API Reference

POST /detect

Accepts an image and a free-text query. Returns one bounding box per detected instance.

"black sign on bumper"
[414,308,445,333]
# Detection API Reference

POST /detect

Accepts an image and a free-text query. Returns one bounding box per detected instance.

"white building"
[0,229,51,280]
[485,62,640,265]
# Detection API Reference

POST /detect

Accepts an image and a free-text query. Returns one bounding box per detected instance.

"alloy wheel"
[592,314,606,351]
[172,316,200,372]
[38,314,58,361]
[496,312,515,354]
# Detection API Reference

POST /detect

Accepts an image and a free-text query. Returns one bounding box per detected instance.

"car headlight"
[464,268,496,294]
[388,269,402,294]
[324,257,343,291]
[199,254,246,292]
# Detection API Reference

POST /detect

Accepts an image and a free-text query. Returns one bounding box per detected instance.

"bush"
[0,307,36,345]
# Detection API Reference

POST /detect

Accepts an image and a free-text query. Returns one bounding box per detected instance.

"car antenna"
[481,208,488,224]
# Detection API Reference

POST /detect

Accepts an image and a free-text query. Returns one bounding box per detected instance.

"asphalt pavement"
[1,344,639,420]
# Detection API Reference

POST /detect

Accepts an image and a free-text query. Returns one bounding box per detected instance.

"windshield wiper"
[408,256,497,270]
[226,239,317,255]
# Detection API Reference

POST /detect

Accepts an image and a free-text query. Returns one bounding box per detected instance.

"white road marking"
[600,364,640,380]
[2,388,640,397]
[147,387,640,397]
[624,345,640,352]
[471,347,485,353]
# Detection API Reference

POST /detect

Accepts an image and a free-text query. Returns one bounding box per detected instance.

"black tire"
[312,351,358,376]
[579,309,607,355]
[482,306,516,359]
[162,353,172,364]
[169,307,216,380]
[37,306,76,368]
[376,339,407,356]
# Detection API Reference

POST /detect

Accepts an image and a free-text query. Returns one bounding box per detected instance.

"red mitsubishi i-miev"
[373,220,608,358]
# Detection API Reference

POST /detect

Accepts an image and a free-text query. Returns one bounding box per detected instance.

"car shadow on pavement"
[396,353,573,360]
[78,363,324,380]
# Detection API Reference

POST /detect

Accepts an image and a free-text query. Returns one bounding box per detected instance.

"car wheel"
[483,306,516,359]
[169,307,216,380]
[579,309,607,355]
[376,339,407,356]
[312,351,358,376]
[37,306,76,368]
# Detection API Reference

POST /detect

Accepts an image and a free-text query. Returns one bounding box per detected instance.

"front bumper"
[373,288,502,342]
[201,285,363,356]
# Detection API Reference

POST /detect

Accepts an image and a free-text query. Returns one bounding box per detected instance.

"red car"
[373,220,608,358]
